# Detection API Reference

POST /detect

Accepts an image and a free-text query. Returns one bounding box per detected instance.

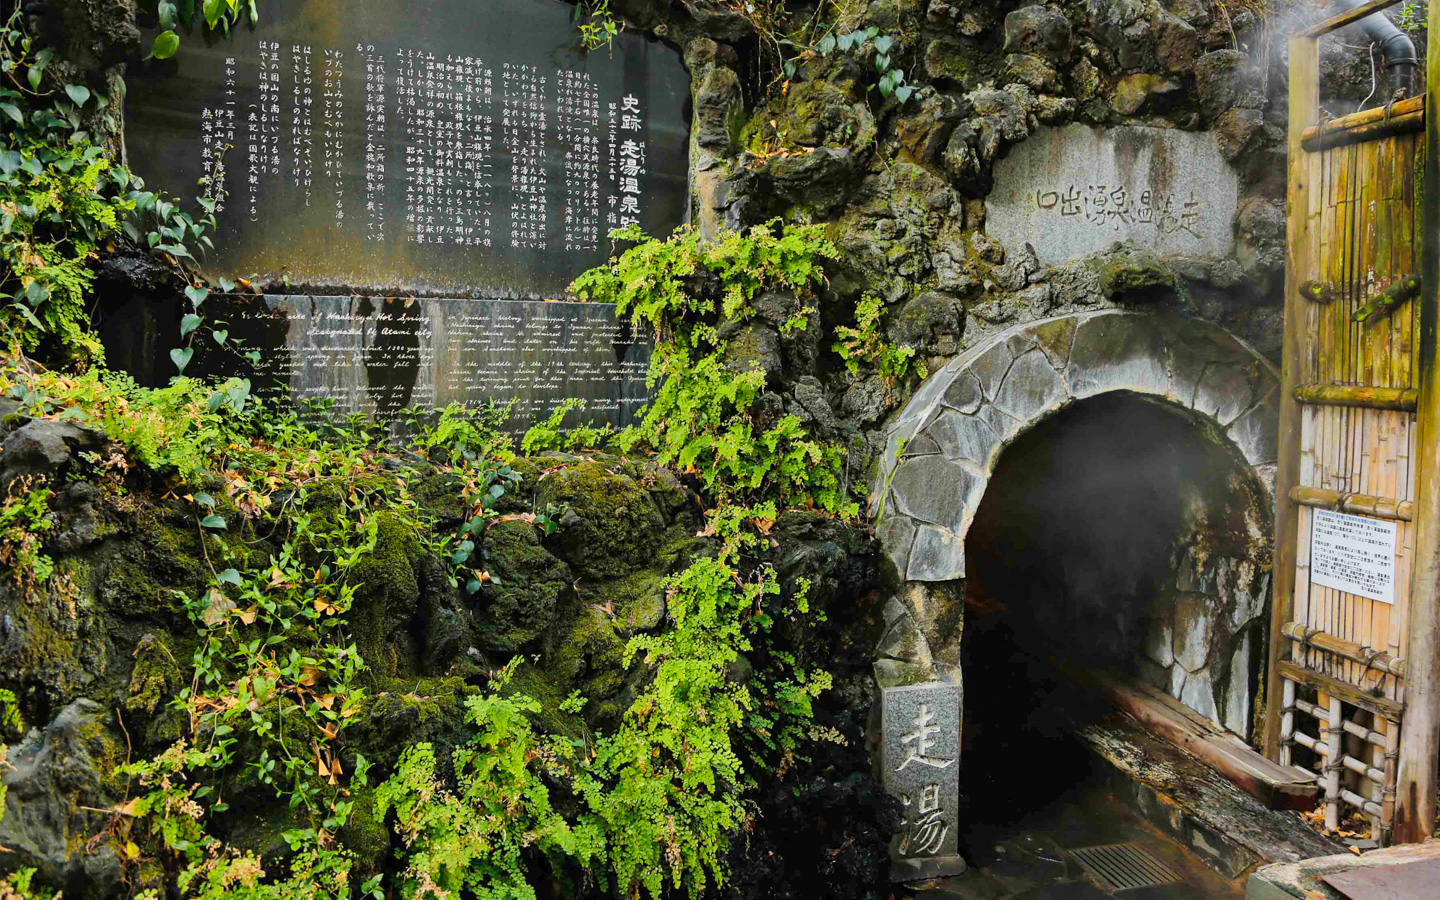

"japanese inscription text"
[124,0,689,299]
[882,682,962,861]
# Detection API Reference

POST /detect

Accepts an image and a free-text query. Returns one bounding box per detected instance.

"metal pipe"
[1339,0,1418,99]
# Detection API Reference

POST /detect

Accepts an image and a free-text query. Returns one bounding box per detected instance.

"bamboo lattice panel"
[1293,132,1421,705]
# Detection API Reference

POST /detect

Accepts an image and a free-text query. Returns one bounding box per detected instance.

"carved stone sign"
[124,0,689,298]
[985,125,1240,265]
[193,293,650,429]
[121,0,688,424]
[882,681,965,881]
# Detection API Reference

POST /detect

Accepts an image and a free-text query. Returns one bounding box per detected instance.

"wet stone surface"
[906,790,1240,900]
[884,682,966,881]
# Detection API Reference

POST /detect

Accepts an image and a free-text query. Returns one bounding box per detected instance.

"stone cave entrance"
[869,311,1336,889]
[953,392,1273,893]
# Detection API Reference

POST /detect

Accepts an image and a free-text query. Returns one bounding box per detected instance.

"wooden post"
[1266,34,1320,759]
[1394,0,1440,844]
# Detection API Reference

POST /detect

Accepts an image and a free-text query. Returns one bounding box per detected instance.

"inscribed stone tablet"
[123,0,690,298]
[882,682,965,880]
[215,294,650,430]
[1310,509,1398,605]
[985,125,1240,265]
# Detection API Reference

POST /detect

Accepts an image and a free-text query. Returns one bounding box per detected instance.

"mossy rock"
[347,512,426,680]
[760,79,876,156]
[409,470,471,524]
[351,675,479,770]
[538,461,668,582]
[336,785,390,882]
[122,633,185,747]
[924,37,999,87]
[222,799,312,872]
[474,519,571,652]
[1090,248,1178,303]
[544,606,627,706]
[501,660,587,739]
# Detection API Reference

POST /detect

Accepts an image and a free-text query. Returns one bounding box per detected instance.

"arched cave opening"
[958,392,1273,844]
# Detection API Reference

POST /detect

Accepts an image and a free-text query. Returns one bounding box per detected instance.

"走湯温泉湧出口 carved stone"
[985,125,1240,266]
[883,682,966,882]
[119,0,690,426]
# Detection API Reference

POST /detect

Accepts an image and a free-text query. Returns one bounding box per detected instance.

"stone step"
[1246,837,1440,899]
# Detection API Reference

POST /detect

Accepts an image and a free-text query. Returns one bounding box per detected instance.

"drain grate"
[1067,843,1181,891]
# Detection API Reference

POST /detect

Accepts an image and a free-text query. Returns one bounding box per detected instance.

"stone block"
[1225,386,1280,465]
[1173,590,1218,673]
[890,455,981,531]
[1193,361,1261,426]
[1064,313,1171,400]
[986,125,1240,265]
[882,682,966,881]
[876,514,916,581]
[907,524,966,582]
[1222,629,1254,738]
[1180,667,1219,725]
[992,349,1069,421]
[1026,315,1078,369]
[941,369,985,414]
[927,410,1001,467]
[970,341,1014,402]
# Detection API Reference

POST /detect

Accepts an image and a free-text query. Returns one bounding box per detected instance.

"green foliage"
[0,867,58,900]
[571,222,856,517]
[0,687,22,740]
[120,741,375,900]
[377,505,834,899]
[809,28,913,103]
[1,365,252,478]
[140,0,259,62]
[832,293,924,390]
[0,475,53,593]
[574,0,623,52]
[376,662,602,900]
[0,9,127,362]
[0,10,231,365]
[520,398,613,454]
[173,503,378,821]
[406,401,515,467]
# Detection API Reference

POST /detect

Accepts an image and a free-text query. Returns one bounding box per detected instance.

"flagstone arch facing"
[872,309,1281,586]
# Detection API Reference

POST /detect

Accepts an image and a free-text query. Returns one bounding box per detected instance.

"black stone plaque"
[125,0,690,297]
[235,294,651,428]
[120,0,691,428]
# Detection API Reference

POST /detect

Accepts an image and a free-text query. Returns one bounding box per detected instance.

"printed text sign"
[1311,509,1398,605]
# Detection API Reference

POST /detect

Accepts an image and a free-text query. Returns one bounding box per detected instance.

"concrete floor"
[907,787,1243,900]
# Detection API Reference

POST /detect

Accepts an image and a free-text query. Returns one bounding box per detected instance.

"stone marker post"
[882,681,965,881]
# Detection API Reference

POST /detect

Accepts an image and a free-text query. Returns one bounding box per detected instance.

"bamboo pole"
[1326,696,1344,830]
[1341,787,1385,818]
[1294,696,1389,747]
[1267,32,1321,759]
[1382,723,1400,844]
[1282,623,1408,676]
[1280,678,1297,766]
[1394,0,1440,843]
[1288,485,1414,520]
[1295,384,1418,410]
[1294,727,1387,784]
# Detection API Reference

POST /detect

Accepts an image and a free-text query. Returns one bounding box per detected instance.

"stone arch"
[871,309,1280,584]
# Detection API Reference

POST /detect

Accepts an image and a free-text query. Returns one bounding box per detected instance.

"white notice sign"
[1310,509,1398,605]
